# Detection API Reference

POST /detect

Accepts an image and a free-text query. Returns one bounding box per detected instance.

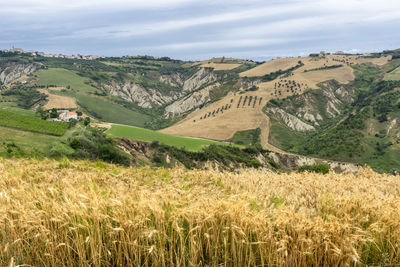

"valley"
[1,49,400,172]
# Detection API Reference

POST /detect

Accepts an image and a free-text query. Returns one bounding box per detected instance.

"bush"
[298,163,330,174]
[68,127,131,165]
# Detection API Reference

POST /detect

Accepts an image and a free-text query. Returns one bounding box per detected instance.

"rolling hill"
[1,49,400,171]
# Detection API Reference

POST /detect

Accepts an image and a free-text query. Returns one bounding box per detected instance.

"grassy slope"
[0,105,37,117]
[268,120,307,153]
[0,123,78,158]
[229,128,261,146]
[35,68,151,127]
[76,95,151,127]
[1,159,400,266]
[107,124,237,151]
[384,66,400,80]
[0,110,69,136]
[36,68,98,93]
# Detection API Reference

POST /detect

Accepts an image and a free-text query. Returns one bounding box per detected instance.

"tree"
[76,111,83,116]
[50,108,58,118]
[36,107,48,120]
[83,117,91,126]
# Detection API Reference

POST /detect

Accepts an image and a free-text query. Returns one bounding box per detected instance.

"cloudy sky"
[1,0,399,60]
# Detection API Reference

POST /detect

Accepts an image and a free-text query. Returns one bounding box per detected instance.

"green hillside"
[76,95,151,127]
[266,61,400,173]
[36,68,98,93]
[106,124,237,151]
[385,66,400,80]
[0,109,69,136]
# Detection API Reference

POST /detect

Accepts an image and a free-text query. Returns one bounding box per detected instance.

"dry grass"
[170,54,380,143]
[240,57,300,77]
[1,158,400,266]
[38,89,77,109]
[240,55,391,78]
[200,63,242,71]
[160,92,271,145]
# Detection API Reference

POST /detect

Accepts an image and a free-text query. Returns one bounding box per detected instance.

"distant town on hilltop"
[0,46,105,60]
[1,46,381,62]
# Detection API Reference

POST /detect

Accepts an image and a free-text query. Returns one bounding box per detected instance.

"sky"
[1,0,400,61]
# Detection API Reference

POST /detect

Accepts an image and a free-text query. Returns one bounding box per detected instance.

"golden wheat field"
[1,158,400,266]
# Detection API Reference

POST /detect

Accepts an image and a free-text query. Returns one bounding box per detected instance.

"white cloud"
[154,37,301,50]
[53,2,313,39]
[0,0,399,58]
[0,0,198,14]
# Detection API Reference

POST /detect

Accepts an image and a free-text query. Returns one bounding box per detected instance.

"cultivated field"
[164,54,390,145]
[240,55,391,78]
[38,89,77,109]
[35,68,98,93]
[385,66,400,81]
[200,63,242,70]
[239,57,300,77]
[107,124,236,151]
[161,92,272,146]
[0,110,69,136]
[75,95,151,127]
[1,158,400,266]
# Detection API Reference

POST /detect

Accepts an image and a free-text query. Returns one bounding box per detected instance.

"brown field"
[160,91,272,147]
[38,89,77,109]
[164,54,390,147]
[240,57,301,77]
[191,57,247,67]
[200,62,242,70]
[257,65,355,92]
[1,158,400,266]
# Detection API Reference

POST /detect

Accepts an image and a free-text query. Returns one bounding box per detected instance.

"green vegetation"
[0,105,37,117]
[267,64,400,172]
[107,124,237,151]
[35,68,98,93]
[298,163,330,174]
[1,85,47,109]
[304,64,343,72]
[0,125,72,158]
[384,66,400,80]
[68,127,131,165]
[230,128,261,146]
[150,142,262,169]
[76,95,151,127]
[260,61,304,82]
[268,121,307,153]
[0,110,69,136]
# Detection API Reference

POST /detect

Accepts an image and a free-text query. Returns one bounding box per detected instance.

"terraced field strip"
[0,110,69,136]
[106,124,239,151]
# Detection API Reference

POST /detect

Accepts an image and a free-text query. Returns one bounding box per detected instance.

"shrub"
[298,163,330,174]
[68,127,131,165]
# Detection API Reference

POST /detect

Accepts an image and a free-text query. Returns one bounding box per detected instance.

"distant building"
[59,111,78,121]
[12,47,24,53]
[335,51,345,55]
